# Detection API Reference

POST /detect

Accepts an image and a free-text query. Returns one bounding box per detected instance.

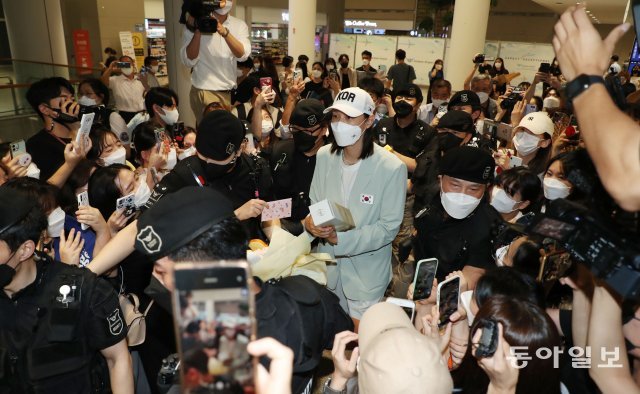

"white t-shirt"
[340,157,362,206]
[109,75,145,112]
[180,15,251,91]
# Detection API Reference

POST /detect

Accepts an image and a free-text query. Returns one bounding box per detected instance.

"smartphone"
[524,103,537,116]
[9,140,31,167]
[474,318,499,358]
[173,261,256,393]
[329,68,339,81]
[412,258,438,301]
[77,191,90,230]
[496,123,514,144]
[509,155,523,168]
[437,276,460,328]
[538,250,574,283]
[385,297,416,322]
[538,62,551,74]
[260,77,273,93]
[437,104,448,114]
[293,69,303,81]
[76,112,95,150]
[116,193,136,217]
[116,61,131,69]
[377,64,387,76]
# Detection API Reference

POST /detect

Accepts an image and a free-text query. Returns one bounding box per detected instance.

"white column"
[163,0,196,128]
[288,0,316,61]
[445,0,490,91]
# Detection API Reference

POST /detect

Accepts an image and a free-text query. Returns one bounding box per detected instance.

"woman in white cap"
[304,87,407,326]
[497,111,554,177]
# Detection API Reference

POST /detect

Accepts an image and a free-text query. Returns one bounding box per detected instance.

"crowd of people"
[2,1,640,394]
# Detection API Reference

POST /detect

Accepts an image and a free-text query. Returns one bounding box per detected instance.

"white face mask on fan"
[440,190,481,219]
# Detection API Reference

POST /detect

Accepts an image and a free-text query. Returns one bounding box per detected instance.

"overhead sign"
[73,30,93,75]
[345,20,378,27]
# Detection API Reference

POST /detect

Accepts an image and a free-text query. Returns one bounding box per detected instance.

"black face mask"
[48,106,79,124]
[293,131,318,153]
[393,100,414,118]
[438,132,464,153]
[340,62,349,68]
[0,263,16,289]
[201,157,236,180]
[144,275,173,314]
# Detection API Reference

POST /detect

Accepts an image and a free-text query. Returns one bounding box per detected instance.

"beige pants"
[190,86,232,124]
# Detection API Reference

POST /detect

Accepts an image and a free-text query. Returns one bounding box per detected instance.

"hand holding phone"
[77,191,90,230]
[260,77,273,93]
[473,318,499,358]
[9,140,31,167]
[412,258,438,301]
[437,276,460,328]
[116,193,137,217]
[385,297,416,323]
[293,69,303,82]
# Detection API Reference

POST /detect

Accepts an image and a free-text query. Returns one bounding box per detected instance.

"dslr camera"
[473,54,485,64]
[183,0,222,34]
[500,88,524,110]
[526,199,640,302]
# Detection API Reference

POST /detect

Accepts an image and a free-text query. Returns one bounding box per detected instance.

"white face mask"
[494,244,509,266]
[495,62,502,69]
[102,146,127,166]
[215,0,232,15]
[440,191,482,219]
[490,187,519,214]
[543,177,571,200]
[476,91,489,104]
[134,179,152,207]
[151,65,159,74]
[47,207,66,237]
[236,68,244,78]
[311,69,323,79]
[512,131,541,156]
[376,104,388,115]
[254,63,261,70]
[326,64,335,71]
[431,99,446,108]
[78,96,97,106]
[261,119,273,136]
[331,120,365,147]
[435,64,443,70]
[362,59,370,66]
[178,146,197,160]
[165,148,177,170]
[159,107,180,125]
[121,67,133,76]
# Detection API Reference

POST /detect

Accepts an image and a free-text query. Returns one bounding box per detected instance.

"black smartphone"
[412,258,438,301]
[474,319,499,358]
[173,261,256,393]
[437,276,460,328]
[116,61,131,69]
[539,62,551,74]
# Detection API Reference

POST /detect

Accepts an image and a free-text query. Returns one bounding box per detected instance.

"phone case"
[412,258,438,301]
[437,276,460,327]
[77,192,90,230]
[116,194,136,217]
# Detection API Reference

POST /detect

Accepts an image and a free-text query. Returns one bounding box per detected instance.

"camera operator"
[552,4,640,211]
[180,0,251,123]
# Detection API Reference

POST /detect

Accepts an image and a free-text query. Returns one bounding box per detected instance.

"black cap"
[196,110,245,161]
[0,187,37,235]
[135,187,234,260]
[447,90,480,110]
[439,146,495,184]
[394,83,423,102]
[437,110,475,134]
[290,99,326,128]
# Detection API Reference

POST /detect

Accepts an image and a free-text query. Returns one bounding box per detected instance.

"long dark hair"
[526,133,552,176]
[88,164,130,220]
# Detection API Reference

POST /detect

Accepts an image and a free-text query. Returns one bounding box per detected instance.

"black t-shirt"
[26,129,69,181]
[356,65,377,73]
[341,71,351,90]
[301,81,334,108]
[413,195,502,280]
[373,116,434,161]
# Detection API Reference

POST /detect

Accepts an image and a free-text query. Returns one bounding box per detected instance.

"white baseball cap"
[515,111,554,137]
[323,87,374,117]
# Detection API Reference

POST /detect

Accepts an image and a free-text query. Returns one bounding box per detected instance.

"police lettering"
[337,91,356,102]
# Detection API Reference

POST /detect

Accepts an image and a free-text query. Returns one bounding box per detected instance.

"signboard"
[73,30,93,75]
[132,32,146,70]
[119,31,137,67]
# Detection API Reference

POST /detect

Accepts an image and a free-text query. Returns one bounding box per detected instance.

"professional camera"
[526,199,640,302]
[157,353,180,394]
[473,54,485,64]
[499,88,524,110]
[182,0,222,34]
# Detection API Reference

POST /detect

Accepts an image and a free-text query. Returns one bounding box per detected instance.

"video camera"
[526,199,640,302]
[181,0,222,34]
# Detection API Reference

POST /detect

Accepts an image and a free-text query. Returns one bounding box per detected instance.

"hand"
[548,76,562,90]
[149,146,168,170]
[235,199,268,221]
[107,209,132,237]
[76,206,108,234]
[58,97,80,120]
[216,17,229,37]
[289,78,306,97]
[510,100,526,127]
[473,323,519,392]
[58,228,85,266]
[421,305,452,355]
[552,5,630,81]
[303,215,334,239]
[247,337,293,394]
[325,77,340,93]
[330,331,359,390]
[259,90,276,106]
[64,138,92,166]
[407,278,438,305]
[1,154,28,179]
[446,271,468,293]
[493,150,511,170]
[532,72,549,85]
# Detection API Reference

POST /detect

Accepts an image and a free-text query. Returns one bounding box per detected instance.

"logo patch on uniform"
[107,308,124,336]
[225,142,236,155]
[483,166,492,180]
[461,94,468,102]
[136,225,162,254]
[307,115,317,126]
[360,194,374,204]
[409,87,416,96]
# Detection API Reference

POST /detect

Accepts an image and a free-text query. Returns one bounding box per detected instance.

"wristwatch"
[564,74,605,104]
[220,27,230,38]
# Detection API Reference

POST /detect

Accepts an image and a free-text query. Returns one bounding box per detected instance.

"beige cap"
[357,303,453,394]
[515,111,554,137]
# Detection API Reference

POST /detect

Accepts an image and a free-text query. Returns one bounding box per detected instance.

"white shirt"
[180,15,251,91]
[109,75,145,112]
[340,158,362,206]
[417,103,436,125]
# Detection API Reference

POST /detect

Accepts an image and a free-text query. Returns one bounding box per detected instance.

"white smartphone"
[173,260,256,392]
[524,103,537,116]
[77,191,90,230]
[509,155,523,168]
[75,113,94,150]
[437,276,460,328]
[115,193,136,217]
[412,258,438,301]
[293,69,303,81]
[385,297,416,322]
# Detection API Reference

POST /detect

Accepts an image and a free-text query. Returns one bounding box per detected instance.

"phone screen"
[438,277,460,327]
[413,258,437,301]
[173,262,255,393]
